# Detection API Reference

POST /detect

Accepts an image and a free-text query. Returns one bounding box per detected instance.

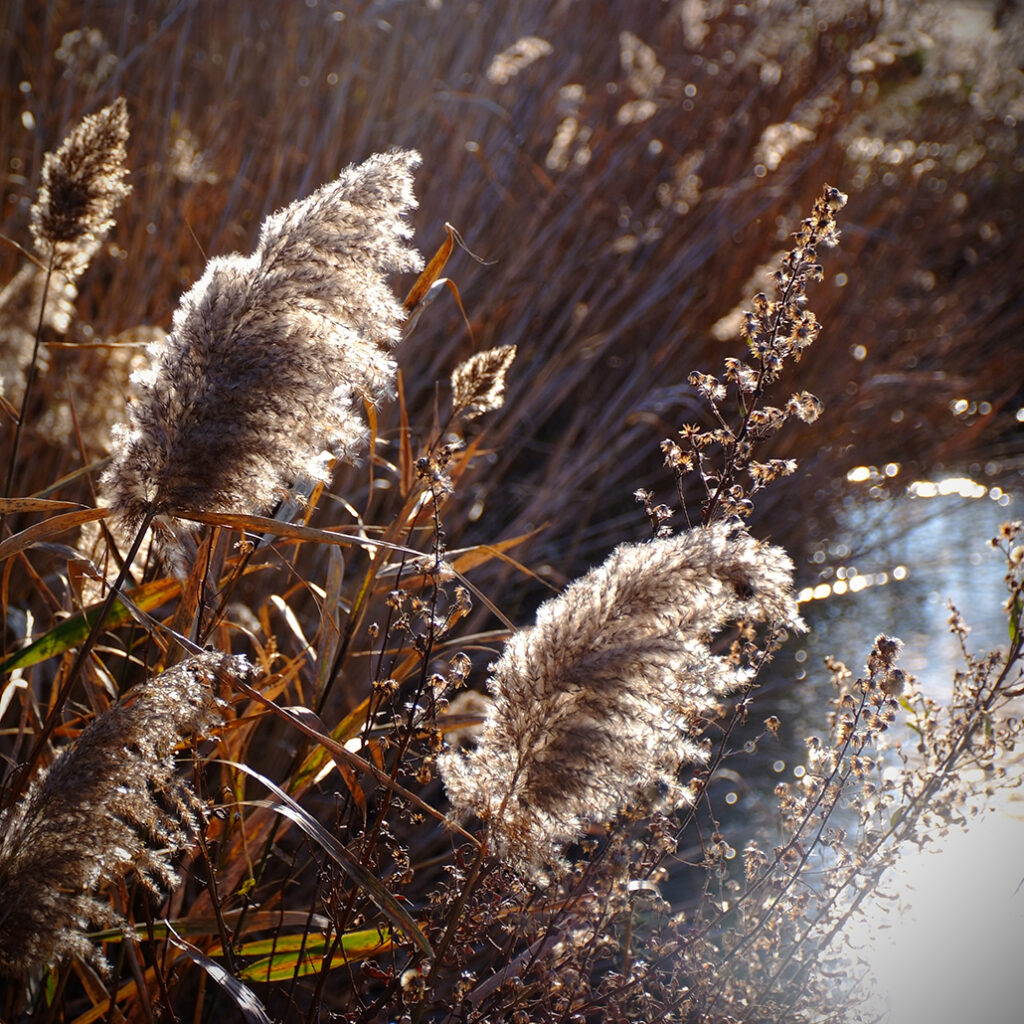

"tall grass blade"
[229,928,394,983]
[165,923,272,1024]
[0,506,108,562]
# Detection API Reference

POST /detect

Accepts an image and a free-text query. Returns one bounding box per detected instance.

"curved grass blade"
[165,922,272,1024]
[0,497,85,513]
[0,506,108,562]
[178,508,419,559]
[0,576,182,673]
[228,760,433,960]
[402,223,453,312]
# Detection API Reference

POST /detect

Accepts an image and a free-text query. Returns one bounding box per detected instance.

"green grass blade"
[0,577,181,673]
[234,927,394,982]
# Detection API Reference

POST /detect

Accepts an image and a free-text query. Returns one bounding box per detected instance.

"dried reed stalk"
[3,97,130,504]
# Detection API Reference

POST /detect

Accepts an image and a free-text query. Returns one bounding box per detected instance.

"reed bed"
[1,2,1023,1021]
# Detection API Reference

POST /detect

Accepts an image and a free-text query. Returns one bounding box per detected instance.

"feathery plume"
[29,97,131,282]
[0,652,248,976]
[55,27,118,92]
[440,522,804,875]
[102,149,423,533]
[451,344,517,419]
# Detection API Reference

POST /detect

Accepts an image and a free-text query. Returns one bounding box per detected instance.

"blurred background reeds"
[3,0,1021,612]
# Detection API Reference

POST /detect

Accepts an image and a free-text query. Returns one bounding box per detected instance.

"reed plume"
[0,652,247,976]
[440,522,804,875]
[451,344,517,419]
[29,96,131,282]
[3,98,130,503]
[102,149,423,533]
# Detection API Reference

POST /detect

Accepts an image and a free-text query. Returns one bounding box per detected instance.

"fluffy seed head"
[29,97,131,281]
[451,344,517,419]
[102,149,423,533]
[440,522,804,876]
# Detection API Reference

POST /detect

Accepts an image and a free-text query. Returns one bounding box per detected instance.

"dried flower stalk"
[441,522,804,875]
[0,653,247,976]
[103,149,423,533]
[29,97,131,282]
[663,185,847,523]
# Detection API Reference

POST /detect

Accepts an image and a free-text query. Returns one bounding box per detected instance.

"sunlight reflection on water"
[731,479,1021,824]
[787,480,1019,718]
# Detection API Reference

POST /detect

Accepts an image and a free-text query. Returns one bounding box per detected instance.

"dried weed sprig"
[0,652,247,976]
[29,97,131,282]
[663,185,846,523]
[103,149,423,532]
[440,521,804,876]
[692,634,908,1018]
[685,528,1024,1021]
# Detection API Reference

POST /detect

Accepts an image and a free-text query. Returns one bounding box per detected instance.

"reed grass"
[1,3,1023,1022]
